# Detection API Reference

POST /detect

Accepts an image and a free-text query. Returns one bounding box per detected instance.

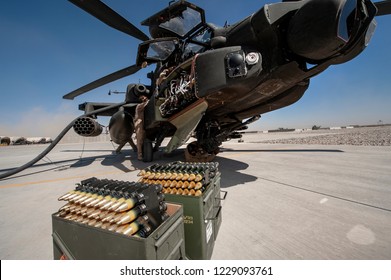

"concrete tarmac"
[1,135,390,259]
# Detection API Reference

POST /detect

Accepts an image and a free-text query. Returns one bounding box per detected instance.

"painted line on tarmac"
[258,176,391,213]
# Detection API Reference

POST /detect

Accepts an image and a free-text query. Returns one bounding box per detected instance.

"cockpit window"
[136,38,179,66]
[159,7,202,37]
[146,41,177,61]
[182,28,212,59]
[338,0,357,42]
[141,1,206,39]
[183,43,204,59]
[191,28,212,44]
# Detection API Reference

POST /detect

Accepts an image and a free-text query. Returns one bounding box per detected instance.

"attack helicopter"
[63,0,391,162]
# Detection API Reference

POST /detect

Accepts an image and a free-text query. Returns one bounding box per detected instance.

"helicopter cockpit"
[136,1,213,66]
[135,2,217,120]
[141,1,206,39]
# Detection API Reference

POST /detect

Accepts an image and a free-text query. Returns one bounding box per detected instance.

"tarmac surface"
[1,131,391,260]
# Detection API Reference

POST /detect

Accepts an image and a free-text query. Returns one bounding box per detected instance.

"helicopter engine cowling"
[73,117,103,137]
[286,0,375,62]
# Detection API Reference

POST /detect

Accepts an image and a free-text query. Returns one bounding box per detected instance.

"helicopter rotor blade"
[69,0,149,41]
[375,0,391,16]
[63,65,142,100]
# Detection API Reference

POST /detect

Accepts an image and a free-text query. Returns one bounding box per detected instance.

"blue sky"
[1,0,390,137]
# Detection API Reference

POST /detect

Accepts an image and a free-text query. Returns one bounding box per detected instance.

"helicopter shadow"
[57,146,182,173]
[100,150,139,173]
[60,146,142,173]
[0,153,119,181]
[99,147,187,173]
[129,148,258,189]
[220,147,344,153]
[69,157,97,168]
[214,155,258,189]
[61,149,116,153]
[2,146,256,187]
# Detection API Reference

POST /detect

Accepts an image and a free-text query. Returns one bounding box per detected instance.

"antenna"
[108,90,125,95]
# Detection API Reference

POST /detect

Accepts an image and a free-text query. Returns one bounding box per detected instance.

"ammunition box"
[165,174,224,260]
[212,174,226,240]
[52,203,185,260]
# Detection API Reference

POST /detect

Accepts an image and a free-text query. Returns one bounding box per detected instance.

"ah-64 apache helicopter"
[63,0,391,162]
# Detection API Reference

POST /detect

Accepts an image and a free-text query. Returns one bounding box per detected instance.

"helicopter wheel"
[142,139,153,162]
[185,141,217,162]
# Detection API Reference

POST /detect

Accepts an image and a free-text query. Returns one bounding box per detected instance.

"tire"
[142,140,153,162]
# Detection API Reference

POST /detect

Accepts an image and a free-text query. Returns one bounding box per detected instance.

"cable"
[0,102,127,180]
[79,138,86,162]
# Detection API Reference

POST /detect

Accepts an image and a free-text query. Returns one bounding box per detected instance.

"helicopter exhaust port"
[286,0,376,62]
[73,117,103,137]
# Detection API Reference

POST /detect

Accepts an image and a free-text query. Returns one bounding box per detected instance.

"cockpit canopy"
[137,38,179,65]
[141,0,206,39]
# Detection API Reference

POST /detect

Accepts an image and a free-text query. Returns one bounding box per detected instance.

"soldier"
[134,95,149,160]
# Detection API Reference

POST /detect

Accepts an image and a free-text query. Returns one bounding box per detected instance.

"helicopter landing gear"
[142,139,153,162]
[184,141,218,162]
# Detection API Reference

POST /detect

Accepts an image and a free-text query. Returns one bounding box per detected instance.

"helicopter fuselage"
[69,0,381,161]
[137,0,377,158]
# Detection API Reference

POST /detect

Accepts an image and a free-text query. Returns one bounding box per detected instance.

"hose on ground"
[0,102,127,180]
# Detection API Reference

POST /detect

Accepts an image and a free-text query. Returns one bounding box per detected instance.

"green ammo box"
[211,174,226,240]
[164,174,225,260]
[52,203,185,260]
